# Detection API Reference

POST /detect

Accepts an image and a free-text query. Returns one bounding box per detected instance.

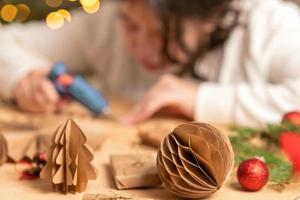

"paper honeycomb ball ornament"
[157,122,234,199]
[40,119,98,194]
[0,133,8,166]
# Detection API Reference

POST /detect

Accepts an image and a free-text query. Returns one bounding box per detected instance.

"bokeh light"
[46,8,72,29]
[57,9,72,22]
[80,0,100,14]
[0,0,101,29]
[15,4,31,22]
[46,11,65,29]
[45,0,63,8]
[1,4,18,22]
[80,0,98,7]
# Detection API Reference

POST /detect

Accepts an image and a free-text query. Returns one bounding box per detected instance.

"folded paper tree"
[0,132,7,165]
[40,119,98,194]
[110,154,161,189]
[157,122,234,199]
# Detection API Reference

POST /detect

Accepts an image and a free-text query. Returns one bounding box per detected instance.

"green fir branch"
[230,136,292,183]
[229,124,300,184]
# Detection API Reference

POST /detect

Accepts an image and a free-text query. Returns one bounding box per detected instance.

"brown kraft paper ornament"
[40,119,98,194]
[157,122,234,199]
[110,154,161,189]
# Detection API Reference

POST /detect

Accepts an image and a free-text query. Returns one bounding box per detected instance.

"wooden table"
[0,100,299,200]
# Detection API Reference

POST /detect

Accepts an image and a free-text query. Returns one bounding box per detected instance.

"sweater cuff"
[0,60,51,100]
[194,83,236,124]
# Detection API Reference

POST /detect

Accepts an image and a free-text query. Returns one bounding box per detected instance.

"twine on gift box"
[119,141,155,176]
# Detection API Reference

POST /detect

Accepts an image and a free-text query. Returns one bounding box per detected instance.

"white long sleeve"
[195,0,300,127]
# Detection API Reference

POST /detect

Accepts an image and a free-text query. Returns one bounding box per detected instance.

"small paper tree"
[40,119,98,194]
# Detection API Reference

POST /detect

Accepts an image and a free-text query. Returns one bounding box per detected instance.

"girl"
[0,0,299,127]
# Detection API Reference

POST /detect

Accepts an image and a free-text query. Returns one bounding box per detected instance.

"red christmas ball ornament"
[237,158,269,191]
[282,111,300,126]
[280,132,300,173]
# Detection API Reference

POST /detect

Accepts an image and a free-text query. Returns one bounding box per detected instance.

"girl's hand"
[121,74,198,124]
[14,69,60,113]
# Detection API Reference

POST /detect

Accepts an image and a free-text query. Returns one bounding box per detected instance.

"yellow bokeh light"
[46,12,64,29]
[80,0,98,7]
[16,4,31,22]
[1,4,18,22]
[57,9,72,22]
[82,0,100,14]
[45,0,63,8]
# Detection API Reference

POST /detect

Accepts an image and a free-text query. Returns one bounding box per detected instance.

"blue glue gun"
[48,63,110,115]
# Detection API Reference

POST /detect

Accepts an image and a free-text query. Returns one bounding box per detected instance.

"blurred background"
[0,0,299,29]
[0,0,100,29]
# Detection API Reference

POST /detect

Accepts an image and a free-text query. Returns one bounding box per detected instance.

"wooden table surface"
[0,99,299,200]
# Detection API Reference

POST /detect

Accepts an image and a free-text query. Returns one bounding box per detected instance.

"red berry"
[38,152,46,162]
[237,158,269,191]
[282,111,300,126]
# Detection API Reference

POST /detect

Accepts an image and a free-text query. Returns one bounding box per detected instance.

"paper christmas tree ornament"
[0,132,8,165]
[40,119,98,194]
[157,122,234,199]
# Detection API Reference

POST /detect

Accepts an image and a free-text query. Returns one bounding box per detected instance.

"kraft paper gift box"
[110,154,161,189]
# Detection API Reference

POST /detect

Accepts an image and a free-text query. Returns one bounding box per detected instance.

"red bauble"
[282,111,300,126]
[237,158,269,191]
[280,132,300,173]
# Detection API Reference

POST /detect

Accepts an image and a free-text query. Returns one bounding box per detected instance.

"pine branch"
[263,122,300,145]
[229,125,295,184]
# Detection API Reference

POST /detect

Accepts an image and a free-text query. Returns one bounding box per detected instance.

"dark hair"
[149,0,238,76]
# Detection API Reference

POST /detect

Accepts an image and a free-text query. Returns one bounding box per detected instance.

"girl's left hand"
[121,74,199,124]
